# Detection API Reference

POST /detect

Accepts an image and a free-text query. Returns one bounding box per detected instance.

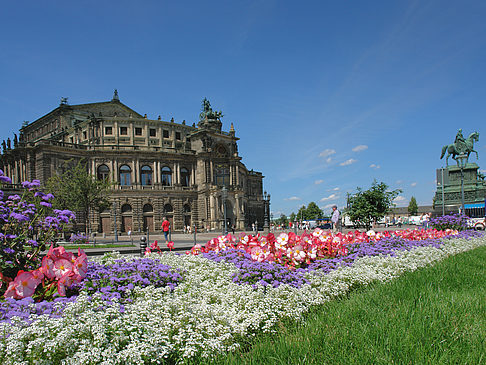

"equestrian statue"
[440,129,479,167]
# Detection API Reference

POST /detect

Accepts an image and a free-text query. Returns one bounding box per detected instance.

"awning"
[465,203,485,209]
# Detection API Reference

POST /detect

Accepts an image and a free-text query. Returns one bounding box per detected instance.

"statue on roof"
[6,138,11,150]
[112,89,120,101]
[199,98,223,121]
[1,141,6,153]
[13,134,18,148]
[440,129,479,166]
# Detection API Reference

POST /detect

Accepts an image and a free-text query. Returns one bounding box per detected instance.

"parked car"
[317,223,332,230]
[468,217,485,230]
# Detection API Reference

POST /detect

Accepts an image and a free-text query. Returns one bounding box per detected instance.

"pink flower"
[144,247,151,256]
[40,256,56,279]
[8,271,38,298]
[53,258,73,279]
[73,255,88,279]
[167,241,174,251]
[150,240,160,250]
[57,272,75,296]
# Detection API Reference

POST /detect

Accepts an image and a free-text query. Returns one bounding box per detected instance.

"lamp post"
[222,186,228,236]
[263,191,271,234]
[457,153,467,214]
[113,201,118,243]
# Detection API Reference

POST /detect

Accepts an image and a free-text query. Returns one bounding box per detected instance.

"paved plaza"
[63,225,419,256]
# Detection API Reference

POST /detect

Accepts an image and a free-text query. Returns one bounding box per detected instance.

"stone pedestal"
[434,163,486,214]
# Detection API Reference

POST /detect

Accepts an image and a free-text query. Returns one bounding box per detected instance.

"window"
[163,130,169,138]
[135,127,142,136]
[97,164,110,181]
[161,166,172,186]
[83,131,87,139]
[141,165,153,186]
[119,165,131,186]
[149,128,156,137]
[164,204,173,213]
[214,164,229,186]
[105,126,113,135]
[175,132,181,140]
[120,126,128,135]
[181,167,190,187]
[121,204,132,213]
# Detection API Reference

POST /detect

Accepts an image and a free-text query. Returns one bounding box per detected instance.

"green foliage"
[274,213,288,227]
[408,196,418,216]
[46,159,111,234]
[305,202,323,220]
[289,212,296,222]
[347,180,401,230]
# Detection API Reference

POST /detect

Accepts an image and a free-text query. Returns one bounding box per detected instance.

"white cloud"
[326,157,332,163]
[322,203,336,210]
[285,196,301,201]
[314,179,324,185]
[320,193,338,202]
[410,182,417,187]
[393,196,406,202]
[333,187,340,191]
[396,180,403,184]
[319,149,336,158]
[369,164,381,169]
[352,145,368,152]
[340,159,357,166]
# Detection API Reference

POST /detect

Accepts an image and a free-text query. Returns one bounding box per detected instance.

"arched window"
[183,204,191,213]
[143,204,153,213]
[164,204,173,213]
[141,165,153,186]
[161,166,172,186]
[119,165,131,186]
[181,167,190,187]
[97,164,110,181]
[121,204,132,213]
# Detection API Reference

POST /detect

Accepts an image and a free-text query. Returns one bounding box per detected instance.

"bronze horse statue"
[440,131,479,166]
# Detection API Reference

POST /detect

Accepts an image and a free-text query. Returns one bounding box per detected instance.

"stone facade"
[0,92,265,233]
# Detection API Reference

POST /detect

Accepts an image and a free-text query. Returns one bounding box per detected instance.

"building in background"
[0,91,265,234]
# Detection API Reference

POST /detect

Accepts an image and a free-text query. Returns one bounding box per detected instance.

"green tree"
[408,196,418,216]
[275,213,288,227]
[289,212,296,222]
[46,160,112,235]
[347,180,402,230]
[305,201,324,220]
[297,205,306,221]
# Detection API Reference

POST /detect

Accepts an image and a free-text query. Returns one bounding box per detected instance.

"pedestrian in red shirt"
[162,216,170,243]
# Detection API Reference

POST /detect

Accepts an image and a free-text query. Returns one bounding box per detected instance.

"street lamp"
[263,191,271,233]
[457,153,467,214]
[222,186,228,236]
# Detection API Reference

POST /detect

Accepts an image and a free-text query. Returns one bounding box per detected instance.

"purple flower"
[0,175,12,184]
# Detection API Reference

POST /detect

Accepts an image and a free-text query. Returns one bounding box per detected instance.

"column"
[135,159,140,185]
[210,160,214,185]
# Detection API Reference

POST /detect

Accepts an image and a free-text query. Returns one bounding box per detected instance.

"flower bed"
[0,228,485,363]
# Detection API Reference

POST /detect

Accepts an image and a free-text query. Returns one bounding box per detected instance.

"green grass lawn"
[204,246,486,365]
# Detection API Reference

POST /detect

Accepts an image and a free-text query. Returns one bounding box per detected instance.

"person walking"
[162,216,171,243]
[331,205,341,234]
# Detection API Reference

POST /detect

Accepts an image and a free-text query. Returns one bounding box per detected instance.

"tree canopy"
[408,196,418,216]
[346,180,401,230]
[46,160,112,234]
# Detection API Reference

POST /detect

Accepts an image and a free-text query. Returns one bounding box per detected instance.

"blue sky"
[1,0,485,217]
